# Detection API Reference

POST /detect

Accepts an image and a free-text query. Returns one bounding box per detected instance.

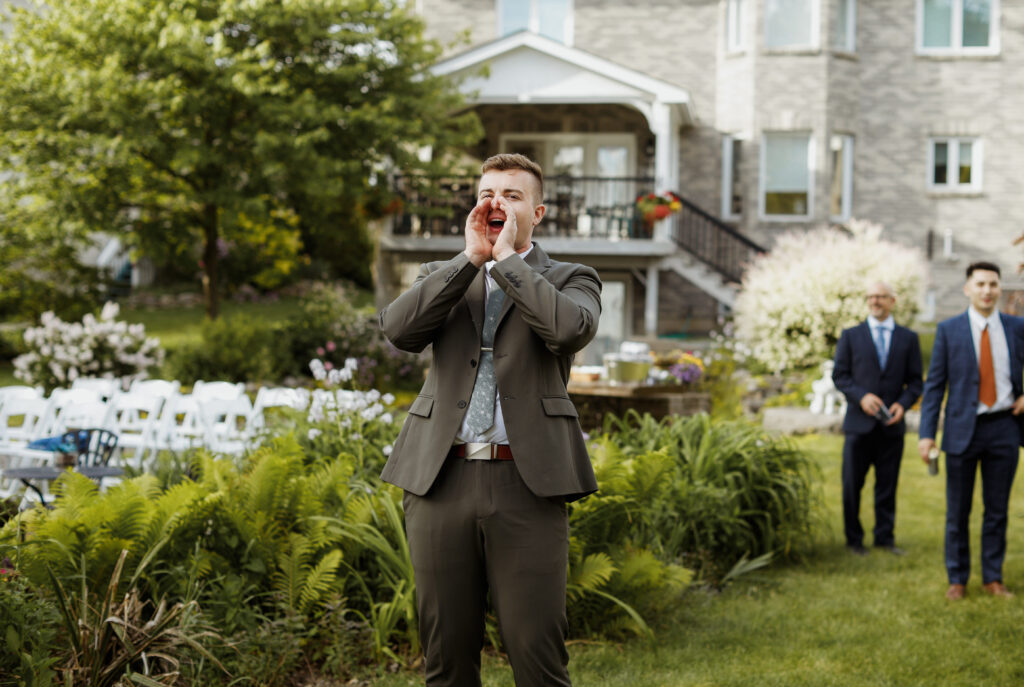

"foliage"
[0,0,482,318]
[734,219,927,372]
[635,191,682,225]
[288,283,427,390]
[48,549,223,686]
[0,386,407,683]
[593,411,819,583]
[164,283,426,389]
[0,559,61,686]
[695,328,750,420]
[651,348,705,385]
[13,302,164,392]
[164,313,290,385]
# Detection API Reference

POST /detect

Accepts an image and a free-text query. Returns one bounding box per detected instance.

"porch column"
[651,102,680,193]
[650,102,680,242]
[644,264,659,337]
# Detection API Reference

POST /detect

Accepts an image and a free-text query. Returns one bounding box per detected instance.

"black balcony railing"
[672,196,766,283]
[388,174,766,284]
[390,175,656,240]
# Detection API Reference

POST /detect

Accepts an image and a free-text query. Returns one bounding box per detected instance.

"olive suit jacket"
[378,243,601,502]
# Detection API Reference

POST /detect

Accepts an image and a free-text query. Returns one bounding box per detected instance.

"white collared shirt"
[867,314,894,362]
[456,244,534,444]
[967,306,1013,414]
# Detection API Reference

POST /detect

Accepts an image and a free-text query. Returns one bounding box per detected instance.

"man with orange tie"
[918,261,1024,600]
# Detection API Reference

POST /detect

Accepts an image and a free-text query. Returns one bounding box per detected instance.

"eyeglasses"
[866,294,893,301]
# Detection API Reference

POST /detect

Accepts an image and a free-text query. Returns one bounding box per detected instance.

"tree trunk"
[201,203,220,320]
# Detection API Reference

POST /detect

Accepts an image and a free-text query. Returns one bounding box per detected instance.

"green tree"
[0,0,480,319]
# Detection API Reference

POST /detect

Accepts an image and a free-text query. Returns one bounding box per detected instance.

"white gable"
[432,32,692,123]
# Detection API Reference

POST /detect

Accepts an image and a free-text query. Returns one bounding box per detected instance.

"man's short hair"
[481,153,544,202]
[966,261,1001,279]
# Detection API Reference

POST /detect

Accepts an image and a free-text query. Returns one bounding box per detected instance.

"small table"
[2,465,124,506]
[567,381,711,431]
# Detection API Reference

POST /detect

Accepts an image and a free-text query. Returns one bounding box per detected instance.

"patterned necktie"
[874,326,888,371]
[465,285,506,434]
[979,324,996,407]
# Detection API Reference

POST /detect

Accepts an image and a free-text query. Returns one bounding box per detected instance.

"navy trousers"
[944,412,1020,585]
[842,426,904,548]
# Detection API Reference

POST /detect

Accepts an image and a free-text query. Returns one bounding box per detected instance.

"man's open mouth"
[488,217,506,229]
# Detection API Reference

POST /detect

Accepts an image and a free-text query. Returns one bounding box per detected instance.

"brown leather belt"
[448,443,514,461]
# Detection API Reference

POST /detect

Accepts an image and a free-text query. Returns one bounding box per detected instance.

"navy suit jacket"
[833,321,923,436]
[918,311,1024,454]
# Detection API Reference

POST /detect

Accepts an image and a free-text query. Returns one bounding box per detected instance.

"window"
[929,138,982,191]
[764,0,818,49]
[761,132,813,219]
[498,0,573,45]
[829,135,854,220]
[726,0,746,52]
[721,135,743,219]
[917,0,998,53]
[834,0,856,52]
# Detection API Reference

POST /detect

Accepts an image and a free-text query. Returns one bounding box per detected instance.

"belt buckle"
[464,442,493,461]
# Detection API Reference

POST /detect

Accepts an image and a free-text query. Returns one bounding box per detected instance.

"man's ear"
[532,203,546,226]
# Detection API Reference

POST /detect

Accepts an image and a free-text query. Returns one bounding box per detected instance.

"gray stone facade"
[414,0,1024,321]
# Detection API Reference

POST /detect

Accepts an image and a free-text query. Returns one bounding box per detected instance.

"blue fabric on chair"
[27,430,90,453]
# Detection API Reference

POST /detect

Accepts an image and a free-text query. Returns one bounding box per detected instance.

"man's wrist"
[464,249,489,268]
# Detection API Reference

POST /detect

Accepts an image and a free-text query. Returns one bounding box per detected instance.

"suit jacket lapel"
[858,321,882,374]
[463,269,486,341]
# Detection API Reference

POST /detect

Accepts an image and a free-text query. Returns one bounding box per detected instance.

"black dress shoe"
[847,544,869,556]
[878,545,906,556]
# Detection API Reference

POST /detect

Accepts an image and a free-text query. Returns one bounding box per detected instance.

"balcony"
[389,175,656,241]
[383,174,765,287]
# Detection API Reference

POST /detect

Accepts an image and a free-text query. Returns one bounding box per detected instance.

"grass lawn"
[370,432,1024,687]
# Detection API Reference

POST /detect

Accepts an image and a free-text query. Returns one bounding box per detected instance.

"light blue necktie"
[465,285,506,434]
[874,326,888,371]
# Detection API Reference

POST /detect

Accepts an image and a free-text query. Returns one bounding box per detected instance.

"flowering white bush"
[307,357,398,463]
[13,302,164,391]
[734,219,927,372]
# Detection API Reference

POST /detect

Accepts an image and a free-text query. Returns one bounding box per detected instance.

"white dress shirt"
[867,314,894,364]
[967,306,1013,414]
[455,244,534,445]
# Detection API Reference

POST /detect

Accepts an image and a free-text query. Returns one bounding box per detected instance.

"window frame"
[759,131,815,222]
[763,0,820,51]
[726,0,747,53]
[834,0,856,52]
[721,134,743,220]
[828,134,854,222]
[497,0,575,46]
[915,0,1000,56]
[927,137,983,192]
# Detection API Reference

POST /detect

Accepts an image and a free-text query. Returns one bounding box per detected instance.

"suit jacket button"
[470,359,477,367]
[457,400,467,409]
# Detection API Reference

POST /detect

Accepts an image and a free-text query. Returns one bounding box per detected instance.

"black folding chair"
[58,428,119,467]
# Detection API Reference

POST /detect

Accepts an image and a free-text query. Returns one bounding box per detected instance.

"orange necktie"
[979,324,997,407]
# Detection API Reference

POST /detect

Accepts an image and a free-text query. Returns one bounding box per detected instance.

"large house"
[376,0,1023,358]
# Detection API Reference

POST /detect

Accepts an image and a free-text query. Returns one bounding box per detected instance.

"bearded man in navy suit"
[833,281,923,556]
[918,261,1024,601]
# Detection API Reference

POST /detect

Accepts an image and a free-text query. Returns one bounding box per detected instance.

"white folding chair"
[129,378,182,399]
[155,394,209,454]
[0,397,53,460]
[251,387,310,433]
[106,392,164,470]
[191,380,246,402]
[0,386,43,408]
[0,397,58,502]
[200,396,255,456]
[71,377,121,401]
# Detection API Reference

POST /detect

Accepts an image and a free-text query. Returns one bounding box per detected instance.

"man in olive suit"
[378,153,601,686]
